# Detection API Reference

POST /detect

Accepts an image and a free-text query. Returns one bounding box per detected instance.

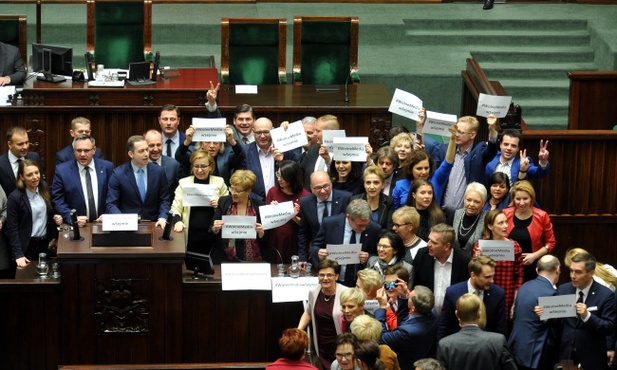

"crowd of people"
[0,71,614,370]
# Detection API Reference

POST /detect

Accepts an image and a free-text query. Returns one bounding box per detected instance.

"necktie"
[15,158,23,177]
[166,139,173,157]
[242,137,249,145]
[84,167,97,221]
[577,291,584,304]
[137,168,146,202]
[322,200,329,222]
[350,231,359,244]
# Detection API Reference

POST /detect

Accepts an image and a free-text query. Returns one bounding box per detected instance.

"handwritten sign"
[539,294,576,320]
[270,120,308,152]
[102,213,139,231]
[478,240,515,261]
[271,277,319,303]
[182,183,218,207]
[424,111,457,138]
[221,215,256,239]
[322,130,346,154]
[259,201,295,230]
[388,88,423,121]
[221,263,272,291]
[476,93,512,118]
[192,117,227,142]
[326,244,362,265]
[235,85,258,94]
[332,137,368,162]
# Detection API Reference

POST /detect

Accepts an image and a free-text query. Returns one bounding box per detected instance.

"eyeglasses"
[312,184,331,192]
[193,164,210,170]
[335,353,354,360]
[392,222,411,228]
[456,130,472,136]
[74,149,93,153]
[275,172,282,178]
[318,273,336,279]
[75,130,91,135]
[377,244,393,249]
[229,187,247,194]
[254,130,270,136]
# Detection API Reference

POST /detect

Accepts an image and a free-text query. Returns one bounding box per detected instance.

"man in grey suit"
[508,254,560,370]
[144,129,182,200]
[437,293,517,370]
[0,41,26,86]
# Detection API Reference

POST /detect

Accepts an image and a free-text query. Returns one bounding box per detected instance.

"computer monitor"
[31,43,73,83]
[185,251,214,279]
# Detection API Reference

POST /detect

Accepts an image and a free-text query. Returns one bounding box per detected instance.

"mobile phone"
[384,281,398,290]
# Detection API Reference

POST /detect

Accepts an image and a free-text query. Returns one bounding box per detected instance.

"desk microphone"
[160,210,174,241]
[344,70,350,104]
[151,51,161,81]
[70,209,82,241]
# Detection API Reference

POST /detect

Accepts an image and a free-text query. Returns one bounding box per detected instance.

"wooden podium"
[57,223,185,365]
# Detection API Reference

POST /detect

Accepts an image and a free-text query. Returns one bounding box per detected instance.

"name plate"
[102,213,139,231]
[221,263,271,291]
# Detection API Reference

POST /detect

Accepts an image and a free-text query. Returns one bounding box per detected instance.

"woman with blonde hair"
[391,206,426,264]
[565,247,617,291]
[340,288,368,332]
[350,315,400,370]
[351,166,394,230]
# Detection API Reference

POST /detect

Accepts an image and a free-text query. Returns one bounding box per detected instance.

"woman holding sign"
[171,150,228,261]
[211,170,266,262]
[472,209,523,320]
[266,160,309,264]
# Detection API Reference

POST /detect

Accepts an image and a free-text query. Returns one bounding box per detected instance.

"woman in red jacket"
[503,180,556,282]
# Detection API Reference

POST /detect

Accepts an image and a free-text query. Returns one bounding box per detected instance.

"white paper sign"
[182,183,218,207]
[424,111,457,138]
[221,263,272,291]
[476,93,512,118]
[332,137,368,162]
[102,213,139,231]
[364,300,379,315]
[326,244,362,265]
[322,130,347,154]
[388,88,423,121]
[0,86,16,106]
[259,201,295,230]
[539,294,577,320]
[192,117,227,142]
[478,240,515,261]
[270,120,308,152]
[221,215,256,239]
[271,277,319,303]
[235,85,258,94]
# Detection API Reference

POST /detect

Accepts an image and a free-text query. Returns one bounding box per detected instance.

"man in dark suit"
[376,285,438,370]
[437,293,517,370]
[300,114,339,190]
[311,199,380,287]
[51,134,114,225]
[508,254,561,370]
[297,170,352,266]
[556,252,616,370]
[0,41,26,85]
[106,135,170,228]
[159,104,188,160]
[0,126,41,196]
[438,255,506,341]
[229,104,255,146]
[56,117,104,164]
[241,117,301,200]
[144,129,182,200]
[411,223,471,314]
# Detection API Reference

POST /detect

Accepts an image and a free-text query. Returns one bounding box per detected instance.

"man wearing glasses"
[55,117,105,164]
[51,134,114,226]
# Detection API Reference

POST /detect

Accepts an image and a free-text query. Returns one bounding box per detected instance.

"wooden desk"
[3,68,391,179]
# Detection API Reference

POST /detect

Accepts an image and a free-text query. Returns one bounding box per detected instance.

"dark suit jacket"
[557,280,616,370]
[0,151,41,196]
[377,309,438,370]
[56,144,104,164]
[351,192,394,230]
[485,152,550,185]
[310,213,381,287]
[435,140,497,186]
[297,190,352,262]
[6,186,55,260]
[159,155,182,201]
[0,42,26,85]
[438,280,506,340]
[175,140,244,184]
[106,162,170,221]
[411,247,471,291]
[300,144,321,190]
[437,325,517,370]
[51,158,114,222]
[508,275,557,369]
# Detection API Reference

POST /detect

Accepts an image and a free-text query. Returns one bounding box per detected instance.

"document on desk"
[222,263,271,291]
[235,85,258,94]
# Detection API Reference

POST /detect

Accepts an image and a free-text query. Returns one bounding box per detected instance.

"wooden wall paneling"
[567,71,617,130]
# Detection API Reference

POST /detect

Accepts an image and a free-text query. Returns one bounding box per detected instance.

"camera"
[384,281,398,290]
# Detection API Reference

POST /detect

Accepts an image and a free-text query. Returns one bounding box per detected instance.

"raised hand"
[519,149,530,172]
[207,80,221,105]
[486,114,498,133]
[538,140,549,165]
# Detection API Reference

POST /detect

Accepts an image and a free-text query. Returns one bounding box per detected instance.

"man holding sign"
[311,199,381,287]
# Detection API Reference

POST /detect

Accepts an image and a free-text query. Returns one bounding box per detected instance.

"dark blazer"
[106,162,170,221]
[241,142,301,201]
[437,325,517,370]
[159,155,182,201]
[0,151,41,196]
[299,144,321,190]
[351,192,394,230]
[411,247,471,291]
[175,140,245,184]
[0,42,26,85]
[6,186,55,260]
[51,158,114,222]
[434,139,497,187]
[297,190,352,262]
[377,309,438,370]
[485,152,550,185]
[557,280,616,370]
[438,280,506,340]
[508,275,557,369]
[56,144,104,164]
[310,213,381,287]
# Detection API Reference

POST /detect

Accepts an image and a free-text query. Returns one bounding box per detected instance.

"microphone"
[151,51,160,81]
[70,209,82,241]
[344,64,356,105]
[84,52,94,81]
[160,210,174,241]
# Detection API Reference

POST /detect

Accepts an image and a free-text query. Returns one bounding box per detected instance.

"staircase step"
[523,116,569,130]
[498,79,570,100]
[405,30,590,46]
[482,62,598,79]
[471,47,595,63]
[403,19,588,32]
